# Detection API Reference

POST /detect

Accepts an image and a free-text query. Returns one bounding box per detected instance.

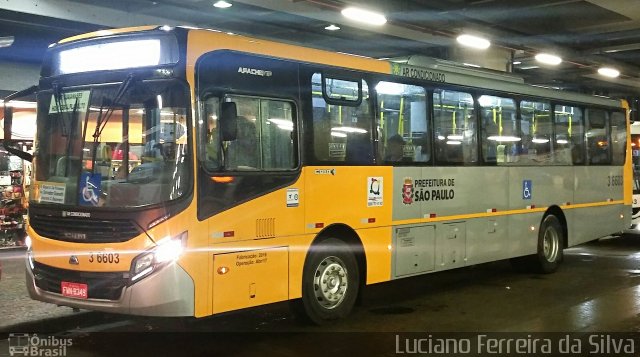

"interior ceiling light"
[341,7,387,26]
[456,34,490,50]
[598,67,620,78]
[0,36,14,48]
[535,53,562,66]
[324,24,341,31]
[213,1,232,8]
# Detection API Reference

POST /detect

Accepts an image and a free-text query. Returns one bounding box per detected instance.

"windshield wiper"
[63,98,80,176]
[89,97,107,175]
[52,82,67,135]
[89,74,136,174]
[52,82,81,176]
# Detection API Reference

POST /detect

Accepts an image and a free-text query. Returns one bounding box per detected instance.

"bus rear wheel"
[510,214,564,273]
[535,214,563,273]
[291,238,359,325]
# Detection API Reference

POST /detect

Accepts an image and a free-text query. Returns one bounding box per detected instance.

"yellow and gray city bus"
[3,26,630,324]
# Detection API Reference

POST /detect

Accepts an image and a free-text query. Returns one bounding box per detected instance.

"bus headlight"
[132,253,154,279]
[130,232,187,282]
[155,237,184,263]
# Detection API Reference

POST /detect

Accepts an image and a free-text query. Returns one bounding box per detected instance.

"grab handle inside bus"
[220,101,238,142]
[3,85,38,162]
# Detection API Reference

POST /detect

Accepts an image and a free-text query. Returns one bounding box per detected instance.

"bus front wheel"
[291,238,359,325]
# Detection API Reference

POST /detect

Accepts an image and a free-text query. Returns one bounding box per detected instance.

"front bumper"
[26,258,195,317]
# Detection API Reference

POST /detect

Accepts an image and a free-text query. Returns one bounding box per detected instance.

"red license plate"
[61,281,88,299]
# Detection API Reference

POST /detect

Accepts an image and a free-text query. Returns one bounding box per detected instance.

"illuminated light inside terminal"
[598,67,620,78]
[535,53,562,65]
[213,1,232,9]
[341,7,387,26]
[456,34,491,50]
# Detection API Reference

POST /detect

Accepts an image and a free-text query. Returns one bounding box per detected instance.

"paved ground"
[1,235,640,356]
[0,249,78,329]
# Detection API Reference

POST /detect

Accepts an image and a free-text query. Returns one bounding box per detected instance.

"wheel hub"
[543,226,559,262]
[313,256,348,309]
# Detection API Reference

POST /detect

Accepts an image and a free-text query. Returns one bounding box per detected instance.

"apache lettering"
[237,67,273,77]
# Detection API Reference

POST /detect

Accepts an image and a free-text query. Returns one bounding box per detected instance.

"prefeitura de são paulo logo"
[402,177,413,205]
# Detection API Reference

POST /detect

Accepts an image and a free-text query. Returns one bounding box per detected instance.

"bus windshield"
[32,79,191,208]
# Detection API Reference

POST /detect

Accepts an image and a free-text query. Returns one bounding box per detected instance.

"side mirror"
[3,85,38,162]
[220,101,237,141]
[3,102,12,142]
[630,97,638,124]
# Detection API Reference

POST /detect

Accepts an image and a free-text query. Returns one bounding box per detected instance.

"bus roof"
[55,25,624,109]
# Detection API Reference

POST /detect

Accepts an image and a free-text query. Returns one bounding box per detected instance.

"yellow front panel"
[28,226,153,272]
[212,247,288,314]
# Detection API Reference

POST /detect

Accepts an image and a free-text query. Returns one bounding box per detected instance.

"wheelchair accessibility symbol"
[79,172,101,206]
[523,180,532,200]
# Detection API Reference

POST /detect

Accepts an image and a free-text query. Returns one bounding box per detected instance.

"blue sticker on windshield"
[79,172,101,206]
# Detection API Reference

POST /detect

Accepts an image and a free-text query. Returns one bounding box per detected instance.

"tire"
[533,215,564,273]
[291,238,359,325]
[510,214,564,274]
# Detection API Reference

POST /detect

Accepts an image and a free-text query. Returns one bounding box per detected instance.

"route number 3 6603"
[89,252,120,264]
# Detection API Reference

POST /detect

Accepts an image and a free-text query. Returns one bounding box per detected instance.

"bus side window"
[220,95,295,171]
[433,89,475,165]
[345,112,374,164]
[311,73,372,164]
[376,81,428,164]
[198,97,221,170]
[479,95,517,165]
[611,111,626,166]
[586,108,610,165]
[553,105,584,165]
[227,115,258,169]
[520,100,552,164]
[200,95,295,171]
